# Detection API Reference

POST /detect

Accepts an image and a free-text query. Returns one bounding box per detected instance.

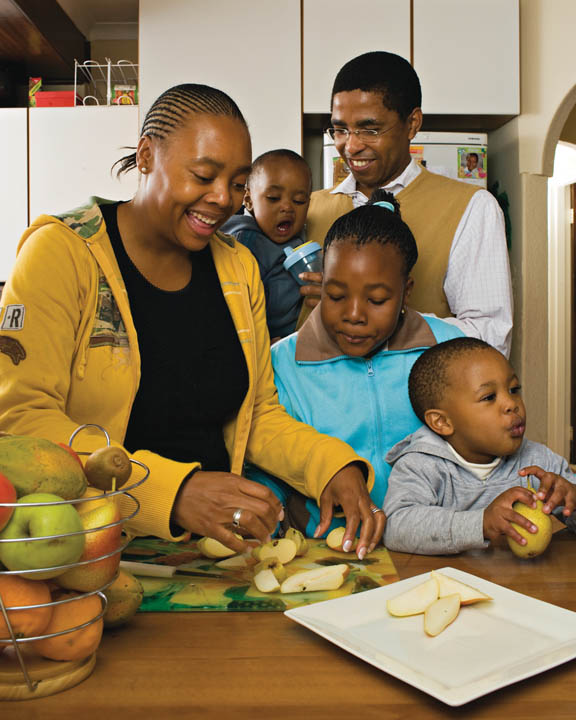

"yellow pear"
[507,493,552,558]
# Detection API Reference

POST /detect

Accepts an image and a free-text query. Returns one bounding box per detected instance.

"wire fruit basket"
[0,424,149,700]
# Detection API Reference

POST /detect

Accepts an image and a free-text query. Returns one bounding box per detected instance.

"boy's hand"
[519,465,576,516]
[483,486,539,545]
[299,271,323,308]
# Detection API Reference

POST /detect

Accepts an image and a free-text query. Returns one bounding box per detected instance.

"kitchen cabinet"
[0,109,28,282]
[303,0,411,114]
[29,106,139,221]
[413,0,519,115]
[139,0,302,159]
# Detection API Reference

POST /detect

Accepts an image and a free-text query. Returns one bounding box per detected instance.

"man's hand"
[299,271,323,309]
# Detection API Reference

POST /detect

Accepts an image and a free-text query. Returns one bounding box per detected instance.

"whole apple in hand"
[0,492,85,580]
[0,471,16,531]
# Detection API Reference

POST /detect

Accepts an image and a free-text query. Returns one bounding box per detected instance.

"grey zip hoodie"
[383,425,575,555]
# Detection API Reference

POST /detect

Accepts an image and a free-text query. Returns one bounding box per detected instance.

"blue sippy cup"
[283,241,323,285]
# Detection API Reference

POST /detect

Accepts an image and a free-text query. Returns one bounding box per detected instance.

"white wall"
[488,0,576,444]
[139,0,302,159]
[0,109,28,282]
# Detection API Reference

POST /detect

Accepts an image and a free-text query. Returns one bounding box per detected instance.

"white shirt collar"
[330,159,422,203]
[447,443,502,481]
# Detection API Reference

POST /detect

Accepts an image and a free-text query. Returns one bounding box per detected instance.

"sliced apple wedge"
[253,558,287,593]
[280,564,350,593]
[431,571,492,606]
[284,527,308,556]
[197,534,241,559]
[214,554,252,569]
[253,538,298,564]
[386,577,439,617]
[424,594,461,636]
[325,526,357,552]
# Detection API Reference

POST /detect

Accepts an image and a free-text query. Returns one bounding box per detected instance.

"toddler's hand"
[483,486,538,545]
[519,465,576,517]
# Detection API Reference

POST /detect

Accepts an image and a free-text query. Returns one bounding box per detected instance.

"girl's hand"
[519,465,576,516]
[314,463,386,560]
[172,471,284,552]
[482,486,538,545]
[298,271,323,309]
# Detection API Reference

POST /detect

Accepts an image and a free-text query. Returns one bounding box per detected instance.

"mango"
[0,435,87,499]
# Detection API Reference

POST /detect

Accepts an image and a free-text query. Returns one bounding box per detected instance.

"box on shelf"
[28,77,42,107]
[35,91,80,108]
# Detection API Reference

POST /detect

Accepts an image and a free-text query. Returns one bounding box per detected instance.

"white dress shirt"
[331,160,513,356]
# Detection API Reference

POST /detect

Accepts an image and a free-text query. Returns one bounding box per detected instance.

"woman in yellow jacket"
[0,84,384,560]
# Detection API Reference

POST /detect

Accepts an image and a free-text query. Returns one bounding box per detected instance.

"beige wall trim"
[547,181,572,457]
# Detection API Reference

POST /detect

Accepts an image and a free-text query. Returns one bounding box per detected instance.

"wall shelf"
[74,60,138,106]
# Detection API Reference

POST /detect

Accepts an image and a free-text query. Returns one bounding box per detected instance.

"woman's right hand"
[172,471,284,552]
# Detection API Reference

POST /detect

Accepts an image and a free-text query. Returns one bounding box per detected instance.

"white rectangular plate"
[284,567,576,706]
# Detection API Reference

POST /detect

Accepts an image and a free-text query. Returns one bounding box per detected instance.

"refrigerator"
[322,131,488,190]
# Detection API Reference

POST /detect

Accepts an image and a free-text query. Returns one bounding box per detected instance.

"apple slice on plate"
[431,571,492,605]
[387,576,439,617]
[424,594,461,636]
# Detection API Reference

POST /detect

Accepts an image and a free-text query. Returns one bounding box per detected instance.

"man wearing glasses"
[299,51,512,357]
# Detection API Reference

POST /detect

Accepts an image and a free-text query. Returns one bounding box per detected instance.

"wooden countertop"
[2,525,576,719]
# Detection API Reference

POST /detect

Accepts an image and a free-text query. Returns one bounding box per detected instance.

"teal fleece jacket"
[246,306,463,536]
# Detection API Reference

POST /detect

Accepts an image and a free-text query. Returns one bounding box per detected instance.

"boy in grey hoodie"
[383,337,576,554]
[221,149,311,341]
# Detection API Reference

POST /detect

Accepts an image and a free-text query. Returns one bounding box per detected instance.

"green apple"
[0,492,85,580]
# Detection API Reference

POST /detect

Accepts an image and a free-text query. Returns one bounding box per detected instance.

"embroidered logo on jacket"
[1,305,25,330]
[0,336,26,365]
[89,272,129,348]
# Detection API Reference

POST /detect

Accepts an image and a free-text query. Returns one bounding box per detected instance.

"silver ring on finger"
[370,506,384,515]
[232,508,243,527]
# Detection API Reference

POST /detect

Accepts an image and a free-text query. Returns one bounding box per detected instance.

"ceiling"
[0,0,137,93]
[56,0,138,40]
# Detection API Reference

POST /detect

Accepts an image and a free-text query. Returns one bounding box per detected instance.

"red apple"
[56,492,123,592]
[57,442,84,469]
[0,472,17,532]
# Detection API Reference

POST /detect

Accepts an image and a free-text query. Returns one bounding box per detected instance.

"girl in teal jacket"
[247,190,463,555]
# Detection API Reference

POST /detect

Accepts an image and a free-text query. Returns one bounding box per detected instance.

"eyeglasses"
[326,122,399,144]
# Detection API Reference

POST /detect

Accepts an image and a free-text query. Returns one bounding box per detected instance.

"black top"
[99,202,249,471]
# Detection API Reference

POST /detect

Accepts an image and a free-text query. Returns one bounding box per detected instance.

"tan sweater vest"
[300,167,480,326]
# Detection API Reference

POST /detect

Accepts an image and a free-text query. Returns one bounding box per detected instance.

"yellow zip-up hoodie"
[0,202,373,541]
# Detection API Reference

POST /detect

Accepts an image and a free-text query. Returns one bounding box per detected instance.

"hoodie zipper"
[365,358,386,499]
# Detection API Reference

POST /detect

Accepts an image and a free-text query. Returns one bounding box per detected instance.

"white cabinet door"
[0,109,28,282]
[414,0,519,115]
[303,0,411,114]
[139,0,301,159]
[29,106,139,221]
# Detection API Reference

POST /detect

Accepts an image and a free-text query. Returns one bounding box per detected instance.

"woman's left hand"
[314,463,386,560]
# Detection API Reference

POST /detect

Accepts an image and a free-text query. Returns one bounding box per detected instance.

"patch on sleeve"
[0,336,26,365]
[1,304,25,331]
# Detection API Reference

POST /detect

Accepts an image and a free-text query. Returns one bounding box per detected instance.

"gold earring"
[401,307,406,316]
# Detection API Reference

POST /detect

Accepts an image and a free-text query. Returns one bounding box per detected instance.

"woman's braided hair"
[114,84,247,177]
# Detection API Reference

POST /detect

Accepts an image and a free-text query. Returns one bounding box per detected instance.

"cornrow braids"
[408,337,495,422]
[323,189,417,277]
[113,84,247,177]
